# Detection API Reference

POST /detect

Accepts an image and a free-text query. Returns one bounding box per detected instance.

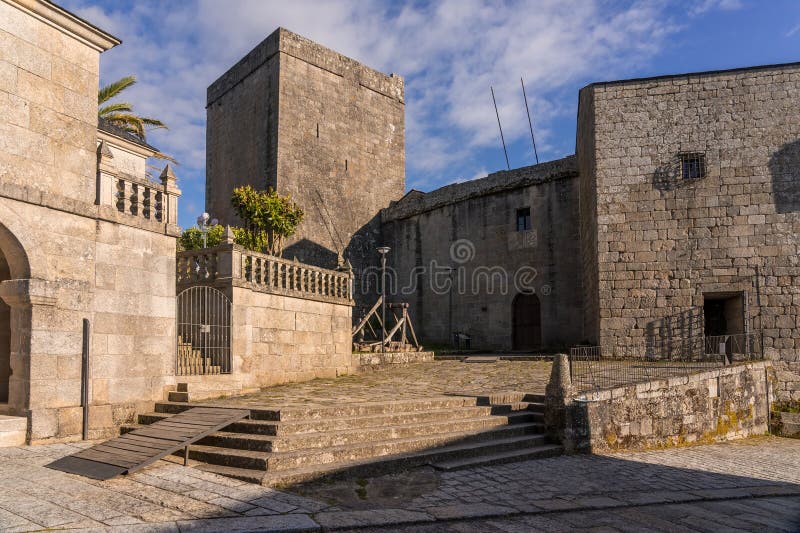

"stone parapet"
[177,244,354,306]
[382,155,578,222]
[556,361,773,453]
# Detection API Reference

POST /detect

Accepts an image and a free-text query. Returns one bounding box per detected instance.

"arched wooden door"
[512,293,541,350]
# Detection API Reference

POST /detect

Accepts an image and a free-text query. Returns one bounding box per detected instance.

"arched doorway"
[512,293,541,350]
[0,248,9,402]
[0,221,32,407]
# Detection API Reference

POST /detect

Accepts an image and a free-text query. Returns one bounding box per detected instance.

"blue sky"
[61,0,800,230]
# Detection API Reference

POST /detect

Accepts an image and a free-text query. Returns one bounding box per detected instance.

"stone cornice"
[97,129,158,159]
[4,0,120,51]
[0,181,181,237]
[0,278,58,308]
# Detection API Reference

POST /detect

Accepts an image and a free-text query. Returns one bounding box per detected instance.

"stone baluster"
[115,179,126,212]
[160,165,182,226]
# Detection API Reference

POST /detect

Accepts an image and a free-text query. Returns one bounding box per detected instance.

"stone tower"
[206,28,405,280]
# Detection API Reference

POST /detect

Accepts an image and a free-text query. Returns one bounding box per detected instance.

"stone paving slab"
[0,436,799,531]
[202,361,552,408]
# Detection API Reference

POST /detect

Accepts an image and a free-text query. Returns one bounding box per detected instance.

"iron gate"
[176,286,231,375]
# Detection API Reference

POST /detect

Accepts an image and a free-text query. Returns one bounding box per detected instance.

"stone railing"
[176,241,354,305]
[97,153,180,226]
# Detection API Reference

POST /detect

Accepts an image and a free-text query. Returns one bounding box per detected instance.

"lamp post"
[377,246,391,354]
[196,212,219,248]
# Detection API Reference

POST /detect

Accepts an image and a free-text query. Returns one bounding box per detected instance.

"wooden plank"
[150,420,218,431]
[73,450,139,469]
[45,456,126,480]
[90,445,153,461]
[131,425,197,437]
[47,407,250,478]
[118,434,181,448]
[98,440,167,455]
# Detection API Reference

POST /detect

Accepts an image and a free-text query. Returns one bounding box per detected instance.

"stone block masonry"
[176,244,355,398]
[381,157,583,350]
[578,63,800,402]
[206,27,405,302]
[563,361,772,453]
[0,1,180,443]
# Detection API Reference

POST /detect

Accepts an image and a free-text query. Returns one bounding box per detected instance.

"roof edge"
[6,0,121,51]
[582,60,800,91]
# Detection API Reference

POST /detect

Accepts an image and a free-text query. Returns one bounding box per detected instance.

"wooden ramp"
[46,407,249,480]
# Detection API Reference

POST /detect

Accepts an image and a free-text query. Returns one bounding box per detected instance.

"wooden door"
[513,293,541,350]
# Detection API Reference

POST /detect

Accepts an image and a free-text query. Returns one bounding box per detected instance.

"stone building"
[207,29,799,400]
[577,63,800,402]
[0,0,181,442]
[381,157,583,350]
[205,27,405,283]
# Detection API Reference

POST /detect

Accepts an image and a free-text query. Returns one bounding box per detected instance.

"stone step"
[168,391,190,403]
[0,415,27,447]
[154,396,492,421]
[197,436,558,486]
[139,407,543,436]
[154,402,281,420]
[182,424,546,471]
[199,414,543,453]
[429,444,564,471]
[475,393,545,405]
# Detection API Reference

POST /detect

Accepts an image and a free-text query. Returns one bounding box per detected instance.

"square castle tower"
[206,28,405,274]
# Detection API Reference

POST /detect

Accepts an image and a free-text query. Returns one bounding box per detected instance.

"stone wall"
[180,288,354,401]
[564,361,772,453]
[578,63,800,401]
[176,244,355,399]
[0,1,179,443]
[206,28,405,290]
[381,157,583,350]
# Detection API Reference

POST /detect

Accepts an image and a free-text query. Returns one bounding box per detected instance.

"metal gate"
[176,286,231,375]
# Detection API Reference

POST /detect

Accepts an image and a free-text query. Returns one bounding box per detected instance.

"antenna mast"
[521,77,539,164]
[490,86,510,170]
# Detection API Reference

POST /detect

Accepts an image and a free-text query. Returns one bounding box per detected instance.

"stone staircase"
[122,393,562,486]
[177,337,222,375]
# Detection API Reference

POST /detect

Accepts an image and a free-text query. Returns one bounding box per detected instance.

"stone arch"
[0,220,30,405]
[512,293,542,350]
[0,220,30,280]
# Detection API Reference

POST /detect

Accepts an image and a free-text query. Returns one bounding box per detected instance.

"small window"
[680,152,706,180]
[516,207,531,232]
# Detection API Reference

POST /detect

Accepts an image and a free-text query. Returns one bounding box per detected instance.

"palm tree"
[98,75,175,164]
[98,75,166,141]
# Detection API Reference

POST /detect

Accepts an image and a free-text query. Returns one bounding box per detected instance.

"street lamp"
[377,246,391,354]
[196,212,219,248]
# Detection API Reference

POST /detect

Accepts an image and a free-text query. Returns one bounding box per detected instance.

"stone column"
[544,353,574,448]
[160,165,182,227]
[0,279,58,440]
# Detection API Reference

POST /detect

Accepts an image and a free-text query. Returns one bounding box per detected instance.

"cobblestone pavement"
[203,360,552,408]
[0,436,798,531]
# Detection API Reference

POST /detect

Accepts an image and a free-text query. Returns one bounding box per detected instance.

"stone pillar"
[0,279,58,440]
[160,164,182,226]
[544,353,574,447]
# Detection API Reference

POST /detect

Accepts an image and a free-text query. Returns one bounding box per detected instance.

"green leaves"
[98,75,171,160]
[230,186,304,256]
[179,187,304,256]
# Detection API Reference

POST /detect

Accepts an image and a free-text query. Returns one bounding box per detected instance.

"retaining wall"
[560,361,772,453]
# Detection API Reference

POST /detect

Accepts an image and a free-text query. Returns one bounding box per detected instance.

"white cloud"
[689,0,743,17]
[59,0,740,226]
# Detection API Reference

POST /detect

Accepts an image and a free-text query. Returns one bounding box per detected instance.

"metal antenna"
[491,86,510,170]
[521,77,539,164]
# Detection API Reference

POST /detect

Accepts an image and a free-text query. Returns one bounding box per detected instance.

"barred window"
[680,152,706,180]
[516,207,531,232]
